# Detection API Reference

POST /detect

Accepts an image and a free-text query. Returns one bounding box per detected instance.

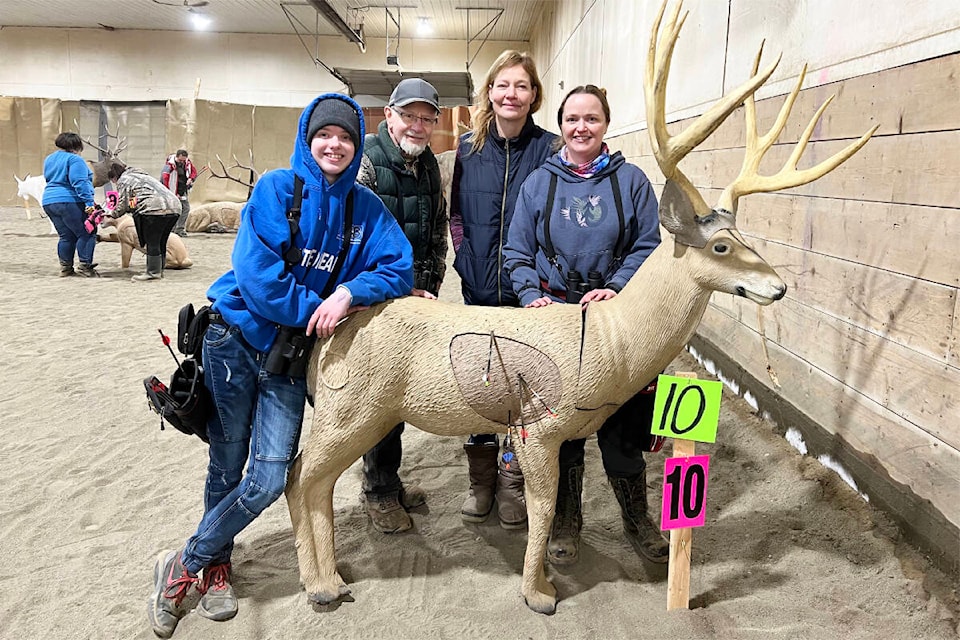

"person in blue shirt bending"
[42,132,99,277]
[147,93,414,638]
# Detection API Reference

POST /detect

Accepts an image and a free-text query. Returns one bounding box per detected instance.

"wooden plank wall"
[613,52,960,569]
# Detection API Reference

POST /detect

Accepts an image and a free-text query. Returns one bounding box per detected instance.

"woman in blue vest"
[450,50,557,530]
[503,85,668,566]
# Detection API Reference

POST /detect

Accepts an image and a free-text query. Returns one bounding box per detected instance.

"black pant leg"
[596,390,656,478]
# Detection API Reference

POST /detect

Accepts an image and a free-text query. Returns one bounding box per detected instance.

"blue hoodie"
[503,151,660,307]
[207,94,414,352]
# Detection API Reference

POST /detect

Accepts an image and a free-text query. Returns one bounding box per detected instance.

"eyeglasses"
[390,107,439,126]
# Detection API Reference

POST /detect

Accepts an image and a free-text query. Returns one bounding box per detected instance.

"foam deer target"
[284,0,876,615]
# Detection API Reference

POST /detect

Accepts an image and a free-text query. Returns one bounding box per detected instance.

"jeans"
[173,197,190,234]
[361,423,404,495]
[181,322,306,574]
[44,201,96,264]
[560,388,656,478]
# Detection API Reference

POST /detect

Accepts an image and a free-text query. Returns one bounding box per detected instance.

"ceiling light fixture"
[190,11,212,30]
[416,17,432,36]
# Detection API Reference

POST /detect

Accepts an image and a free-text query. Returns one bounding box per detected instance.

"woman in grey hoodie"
[503,84,668,568]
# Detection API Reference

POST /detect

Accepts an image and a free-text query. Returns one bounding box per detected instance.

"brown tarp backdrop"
[3,96,471,206]
[2,97,62,196]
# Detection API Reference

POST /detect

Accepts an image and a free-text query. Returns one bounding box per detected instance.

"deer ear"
[659,179,697,242]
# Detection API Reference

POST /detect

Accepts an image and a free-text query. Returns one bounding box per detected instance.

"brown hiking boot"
[609,472,669,564]
[461,443,499,523]
[365,490,413,533]
[58,260,75,277]
[76,262,100,278]
[547,464,584,565]
[360,483,425,533]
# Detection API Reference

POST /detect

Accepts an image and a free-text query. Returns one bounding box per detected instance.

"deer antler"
[646,0,876,247]
[207,153,259,189]
[74,119,128,158]
[646,0,780,236]
[717,50,879,213]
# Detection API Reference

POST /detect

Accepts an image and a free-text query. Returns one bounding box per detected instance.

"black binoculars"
[264,325,316,377]
[565,269,604,303]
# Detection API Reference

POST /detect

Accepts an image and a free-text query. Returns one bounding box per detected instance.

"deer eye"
[712,243,729,255]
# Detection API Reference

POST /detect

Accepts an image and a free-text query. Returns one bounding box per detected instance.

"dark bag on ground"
[143,303,214,442]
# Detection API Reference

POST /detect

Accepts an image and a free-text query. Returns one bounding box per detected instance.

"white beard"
[399,137,427,157]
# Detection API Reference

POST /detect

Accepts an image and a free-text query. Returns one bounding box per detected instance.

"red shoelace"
[199,563,231,595]
[164,560,198,607]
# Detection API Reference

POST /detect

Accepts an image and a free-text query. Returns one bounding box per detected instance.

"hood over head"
[292,93,366,192]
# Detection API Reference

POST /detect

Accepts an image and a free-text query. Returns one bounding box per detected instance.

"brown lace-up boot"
[76,262,100,277]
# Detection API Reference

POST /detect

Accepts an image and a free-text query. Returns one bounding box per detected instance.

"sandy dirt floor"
[0,208,956,639]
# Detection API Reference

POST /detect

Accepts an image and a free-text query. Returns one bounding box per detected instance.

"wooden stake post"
[666,372,696,610]
[651,370,721,610]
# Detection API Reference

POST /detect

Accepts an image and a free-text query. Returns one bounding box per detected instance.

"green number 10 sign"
[651,374,723,444]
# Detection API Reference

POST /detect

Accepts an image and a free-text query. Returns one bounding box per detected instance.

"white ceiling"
[0,0,545,42]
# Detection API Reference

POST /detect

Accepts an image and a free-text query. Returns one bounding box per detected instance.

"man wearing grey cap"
[357,77,448,534]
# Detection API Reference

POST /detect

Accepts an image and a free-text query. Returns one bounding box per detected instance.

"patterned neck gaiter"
[559,143,611,177]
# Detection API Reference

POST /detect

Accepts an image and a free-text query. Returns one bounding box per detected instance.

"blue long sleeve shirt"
[42,150,95,207]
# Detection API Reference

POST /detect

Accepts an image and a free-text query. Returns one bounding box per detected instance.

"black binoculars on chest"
[565,269,605,303]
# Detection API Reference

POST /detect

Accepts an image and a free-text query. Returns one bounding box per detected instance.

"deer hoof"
[307,582,351,606]
[307,588,346,606]
[522,587,558,615]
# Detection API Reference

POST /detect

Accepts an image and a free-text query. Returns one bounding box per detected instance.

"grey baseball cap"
[388,78,440,113]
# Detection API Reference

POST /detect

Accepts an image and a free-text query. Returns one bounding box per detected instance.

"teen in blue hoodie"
[148,94,413,638]
[503,85,668,570]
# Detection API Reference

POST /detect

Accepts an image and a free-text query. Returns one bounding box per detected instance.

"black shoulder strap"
[321,191,354,299]
[609,171,626,264]
[542,172,559,269]
[283,175,354,299]
[542,171,626,272]
[283,175,306,268]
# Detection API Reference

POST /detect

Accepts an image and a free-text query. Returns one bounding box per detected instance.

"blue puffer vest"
[453,116,556,306]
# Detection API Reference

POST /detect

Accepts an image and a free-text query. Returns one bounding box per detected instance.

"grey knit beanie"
[307,98,361,148]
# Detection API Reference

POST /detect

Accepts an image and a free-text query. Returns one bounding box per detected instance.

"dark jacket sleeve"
[427,195,448,295]
[449,151,464,253]
[503,174,545,307]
